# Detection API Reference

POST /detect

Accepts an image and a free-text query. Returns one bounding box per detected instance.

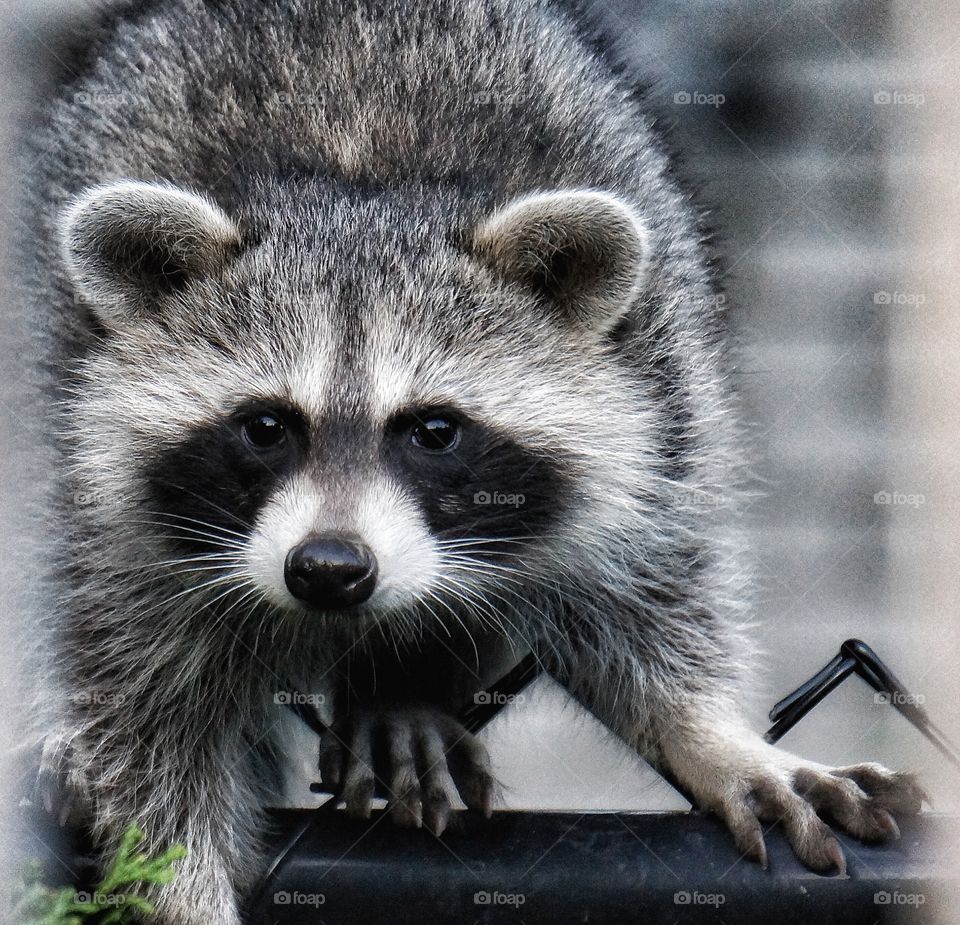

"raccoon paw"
[35,733,91,828]
[706,756,926,873]
[319,704,495,835]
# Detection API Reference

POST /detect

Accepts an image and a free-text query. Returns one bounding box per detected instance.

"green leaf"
[15,823,186,924]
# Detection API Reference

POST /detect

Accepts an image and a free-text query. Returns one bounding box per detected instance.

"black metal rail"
[19,806,948,924]
[243,809,946,924]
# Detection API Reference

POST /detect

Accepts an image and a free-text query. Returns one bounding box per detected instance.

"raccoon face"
[60,180,652,631]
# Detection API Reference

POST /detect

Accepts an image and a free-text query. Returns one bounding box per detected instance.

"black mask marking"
[143,402,307,554]
[143,402,571,564]
[383,408,572,554]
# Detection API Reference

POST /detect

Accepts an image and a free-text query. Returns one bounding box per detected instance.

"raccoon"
[17,0,924,922]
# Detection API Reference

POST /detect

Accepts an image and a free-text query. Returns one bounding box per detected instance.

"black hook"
[764,638,959,770]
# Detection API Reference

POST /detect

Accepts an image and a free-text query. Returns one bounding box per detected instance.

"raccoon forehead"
[75,270,638,455]
[360,335,621,446]
[76,334,297,435]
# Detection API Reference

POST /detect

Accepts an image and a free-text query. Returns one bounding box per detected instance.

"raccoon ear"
[60,180,241,324]
[472,190,650,334]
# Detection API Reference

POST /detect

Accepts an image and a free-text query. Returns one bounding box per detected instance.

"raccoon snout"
[283,534,378,609]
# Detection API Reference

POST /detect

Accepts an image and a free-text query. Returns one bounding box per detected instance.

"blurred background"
[0,0,957,905]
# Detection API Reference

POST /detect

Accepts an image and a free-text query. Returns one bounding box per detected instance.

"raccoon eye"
[241,413,286,450]
[410,416,461,453]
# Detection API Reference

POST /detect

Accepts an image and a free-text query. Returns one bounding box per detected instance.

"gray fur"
[17,1,921,922]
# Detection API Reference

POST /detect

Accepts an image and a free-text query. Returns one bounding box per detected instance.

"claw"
[832,764,927,815]
[717,796,768,869]
[662,732,919,877]
[35,734,90,827]
[423,798,451,836]
[823,838,846,876]
[321,704,498,833]
[742,829,768,870]
[871,807,900,841]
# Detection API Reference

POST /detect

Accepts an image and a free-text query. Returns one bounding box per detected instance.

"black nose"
[284,534,378,609]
